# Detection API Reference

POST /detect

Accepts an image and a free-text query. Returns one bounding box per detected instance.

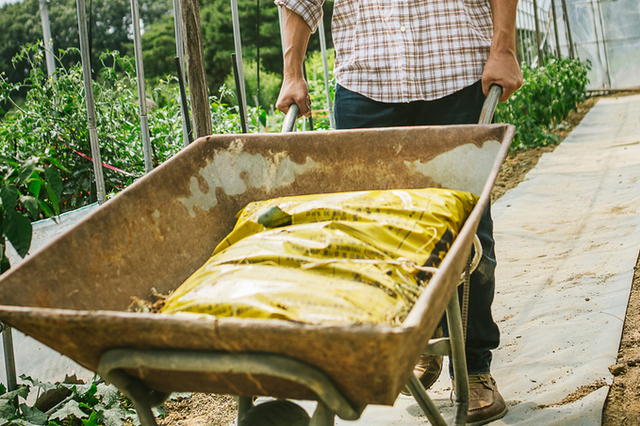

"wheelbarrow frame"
[0,88,513,426]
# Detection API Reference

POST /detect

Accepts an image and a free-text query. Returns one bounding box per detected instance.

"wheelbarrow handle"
[282,104,300,133]
[478,84,503,125]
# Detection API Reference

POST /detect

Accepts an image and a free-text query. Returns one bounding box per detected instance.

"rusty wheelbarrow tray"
[0,111,514,425]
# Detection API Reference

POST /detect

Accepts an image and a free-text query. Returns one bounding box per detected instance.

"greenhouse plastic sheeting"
[1,203,99,387]
[554,0,640,90]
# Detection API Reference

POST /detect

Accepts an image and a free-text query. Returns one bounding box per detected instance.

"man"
[275,1,522,424]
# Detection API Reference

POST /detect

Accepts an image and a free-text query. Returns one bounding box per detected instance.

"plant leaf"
[19,376,58,395]
[19,196,38,220]
[0,385,30,401]
[49,400,88,421]
[17,159,36,185]
[0,399,16,419]
[3,211,32,258]
[94,404,126,426]
[19,404,48,426]
[0,185,18,211]
[44,167,62,205]
[94,385,119,408]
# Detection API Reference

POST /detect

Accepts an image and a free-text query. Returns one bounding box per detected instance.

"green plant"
[0,375,189,426]
[0,155,63,273]
[495,57,591,151]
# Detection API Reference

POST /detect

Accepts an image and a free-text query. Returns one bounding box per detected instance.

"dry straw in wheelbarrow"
[161,188,477,325]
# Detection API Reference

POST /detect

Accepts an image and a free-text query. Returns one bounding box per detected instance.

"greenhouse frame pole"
[76,0,106,204]
[318,18,335,129]
[230,0,249,129]
[39,0,56,78]
[181,0,212,139]
[550,0,562,57]
[1,324,17,392]
[560,0,575,59]
[172,0,191,147]
[532,0,543,67]
[130,0,153,173]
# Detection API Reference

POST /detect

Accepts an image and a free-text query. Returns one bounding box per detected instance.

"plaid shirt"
[276,0,494,103]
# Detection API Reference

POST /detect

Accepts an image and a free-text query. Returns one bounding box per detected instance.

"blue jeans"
[335,82,500,374]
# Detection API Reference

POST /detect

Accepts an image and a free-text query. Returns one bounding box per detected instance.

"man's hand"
[482,48,523,102]
[485,0,523,102]
[275,6,313,118]
[276,76,312,118]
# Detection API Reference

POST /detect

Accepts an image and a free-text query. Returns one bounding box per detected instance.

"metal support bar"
[172,0,191,148]
[2,326,17,392]
[407,375,448,426]
[310,402,336,426]
[97,349,363,421]
[230,0,249,129]
[560,0,575,59]
[76,0,106,204]
[236,396,254,424]
[39,0,56,78]
[318,18,335,129]
[532,0,543,67]
[130,0,153,173]
[447,290,470,426]
[175,57,193,144]
[232,53,249,133]
[551,0,562,57]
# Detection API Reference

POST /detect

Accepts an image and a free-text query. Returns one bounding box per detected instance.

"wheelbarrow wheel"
[238,400,310,426]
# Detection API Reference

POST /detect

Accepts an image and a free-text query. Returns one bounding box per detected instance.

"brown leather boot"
[401,328,444,395]
[466,374,507,425]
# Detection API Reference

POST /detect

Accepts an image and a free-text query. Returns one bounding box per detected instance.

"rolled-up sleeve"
[274,0,324,33]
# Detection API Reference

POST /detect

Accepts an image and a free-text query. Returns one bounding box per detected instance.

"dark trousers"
[334,81,500,374]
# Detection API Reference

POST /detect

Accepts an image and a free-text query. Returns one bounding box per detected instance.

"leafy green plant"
[0,155,64,273]
[0,375,188,426]
[496,57,591,151]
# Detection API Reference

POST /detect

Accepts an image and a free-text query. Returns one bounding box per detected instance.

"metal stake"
[76,0,106,204]
[39,0,56,78]
[130,0,153,173]
[561,0,575,59]
[2,325,17,392]
[230,0,249,129]
[318,18,335,129]
[550,0,562,57]
[172,0,191,147]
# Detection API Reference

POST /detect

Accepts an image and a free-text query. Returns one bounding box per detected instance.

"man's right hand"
[276,76,312,118]
[276,6,313,118]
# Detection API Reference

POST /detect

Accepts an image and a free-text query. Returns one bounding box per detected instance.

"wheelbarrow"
[0,86,513,426]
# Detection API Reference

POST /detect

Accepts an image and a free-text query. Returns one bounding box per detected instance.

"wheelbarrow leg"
[446,289,469,426]
[237,396,254,423]
[310,401,335,426]
[408,288,469,426]
[406,375,448,426]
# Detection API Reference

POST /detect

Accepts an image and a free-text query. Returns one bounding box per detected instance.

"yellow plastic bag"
[161,188,478,325]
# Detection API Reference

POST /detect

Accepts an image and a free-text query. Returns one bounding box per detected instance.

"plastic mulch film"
[161,188,478,326]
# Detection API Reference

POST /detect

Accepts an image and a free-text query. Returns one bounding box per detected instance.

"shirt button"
[400,26,406,32]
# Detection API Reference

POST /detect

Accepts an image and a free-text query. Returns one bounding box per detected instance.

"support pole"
[318,18,335,129]
[76,0,106,204]
[39,0,56,78]
[550,0,562,58]
[181,0,213,139]
[2,325,17,392]
[533,0,543,67]
[172,0,191,147]
[130,0,153,173]
[230,0,249,129]
[561,0,575,59]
